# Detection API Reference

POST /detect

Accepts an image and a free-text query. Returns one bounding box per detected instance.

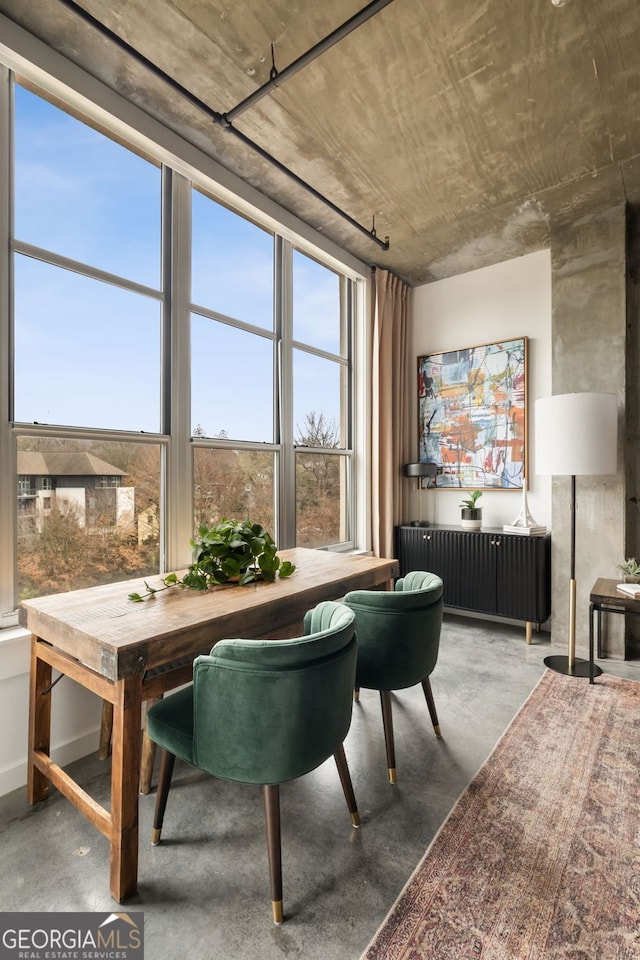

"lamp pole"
[568,474,576,671]
[535,392,617,680]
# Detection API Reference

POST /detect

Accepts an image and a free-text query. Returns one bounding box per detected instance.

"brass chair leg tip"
[353,690,360,702]
[151,828,162,845]
[388,768,397,784]
[351,811,361,828]
[272,900,284,925]
[434,724,442,738]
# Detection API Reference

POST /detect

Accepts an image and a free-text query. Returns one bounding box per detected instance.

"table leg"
[28,637,51,803]
[589,601,595,685]
[597,606,602,658]
[109,674,143,902]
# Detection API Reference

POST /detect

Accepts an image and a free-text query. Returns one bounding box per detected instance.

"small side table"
[589,578,639,682]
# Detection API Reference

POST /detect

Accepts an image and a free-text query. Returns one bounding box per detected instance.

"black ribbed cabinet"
[395,525,551,629]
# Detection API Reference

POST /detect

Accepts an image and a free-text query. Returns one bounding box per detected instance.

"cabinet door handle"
[422,534,431,541]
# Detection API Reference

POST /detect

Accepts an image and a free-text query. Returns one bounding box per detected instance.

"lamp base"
[543,654,602,679]
[409,520,430,527]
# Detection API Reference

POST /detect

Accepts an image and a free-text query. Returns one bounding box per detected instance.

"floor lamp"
[535,392,618,678]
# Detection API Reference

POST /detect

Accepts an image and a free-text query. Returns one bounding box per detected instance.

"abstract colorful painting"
[417,337,527,489]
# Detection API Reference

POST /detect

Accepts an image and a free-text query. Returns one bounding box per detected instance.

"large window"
[0,72,363,622]
[16,437,161,600]
[14,85,161,288]
[193,447,275,534]
[14,256,162,432]
[190,190,354,546]
[292,250,351,547]
[7,83,163,610]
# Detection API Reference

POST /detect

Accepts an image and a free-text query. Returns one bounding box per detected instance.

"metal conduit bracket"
[269,43,279,83]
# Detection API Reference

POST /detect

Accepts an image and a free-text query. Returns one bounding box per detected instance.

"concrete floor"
[2,615,639,960]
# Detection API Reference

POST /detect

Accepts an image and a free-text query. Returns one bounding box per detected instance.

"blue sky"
[13,85,344,442]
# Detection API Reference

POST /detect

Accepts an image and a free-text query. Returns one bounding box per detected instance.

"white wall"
[116,486,136,532]
[409,249,552,530]
[0,628,102,796]
[56,487,86,526]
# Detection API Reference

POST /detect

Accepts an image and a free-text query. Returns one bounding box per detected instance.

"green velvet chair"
[343,570,444,783]
[146,600,359,924]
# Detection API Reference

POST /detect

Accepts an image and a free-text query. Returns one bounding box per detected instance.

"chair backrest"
[342,571,443,691]
[190,600,356,785]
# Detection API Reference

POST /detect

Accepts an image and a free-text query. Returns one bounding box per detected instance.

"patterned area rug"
[360,669,640,960]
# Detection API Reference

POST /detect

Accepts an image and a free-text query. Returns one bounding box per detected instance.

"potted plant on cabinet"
[460,490,483,530]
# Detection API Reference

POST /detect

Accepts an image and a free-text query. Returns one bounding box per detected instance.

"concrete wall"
[549,203,627,658]
[410,249,552,530]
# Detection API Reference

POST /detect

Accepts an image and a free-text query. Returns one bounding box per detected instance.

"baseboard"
[0,728,101,799]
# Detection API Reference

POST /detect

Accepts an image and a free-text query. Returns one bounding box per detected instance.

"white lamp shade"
[535,392,618,476]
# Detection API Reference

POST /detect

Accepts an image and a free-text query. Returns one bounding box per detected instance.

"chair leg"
[151,749,176,845]
[333,743,360,827]
[98,701,113,759]
[353,686,360,702]
[263,784,283,925]
[421,677,441,737]
[379,690,396,783]
[101,694,162,792]
[139,696,162,795]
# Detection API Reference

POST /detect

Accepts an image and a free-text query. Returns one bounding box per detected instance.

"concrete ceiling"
[2,0,640,284]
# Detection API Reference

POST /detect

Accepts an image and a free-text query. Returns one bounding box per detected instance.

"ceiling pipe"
[222,0,396,124]
[56,0,225,122]
[230,125,389,249]
[52,0,390,252]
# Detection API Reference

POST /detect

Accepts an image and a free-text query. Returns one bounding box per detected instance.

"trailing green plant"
[128,519,296,601]
[459,490,483,510]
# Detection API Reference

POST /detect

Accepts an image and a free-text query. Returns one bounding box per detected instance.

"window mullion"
[277,236,295,549]
[343,277,355,545]
[354,275,370,551]
[0,65,16,621]
[164,170,193,571]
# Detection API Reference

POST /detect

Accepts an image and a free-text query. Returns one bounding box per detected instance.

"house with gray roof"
[17,450,134,535]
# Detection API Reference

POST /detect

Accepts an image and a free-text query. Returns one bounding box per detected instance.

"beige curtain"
[371,268,412,558]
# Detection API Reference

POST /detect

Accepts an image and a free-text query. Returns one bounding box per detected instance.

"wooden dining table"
[20,547,399,902]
